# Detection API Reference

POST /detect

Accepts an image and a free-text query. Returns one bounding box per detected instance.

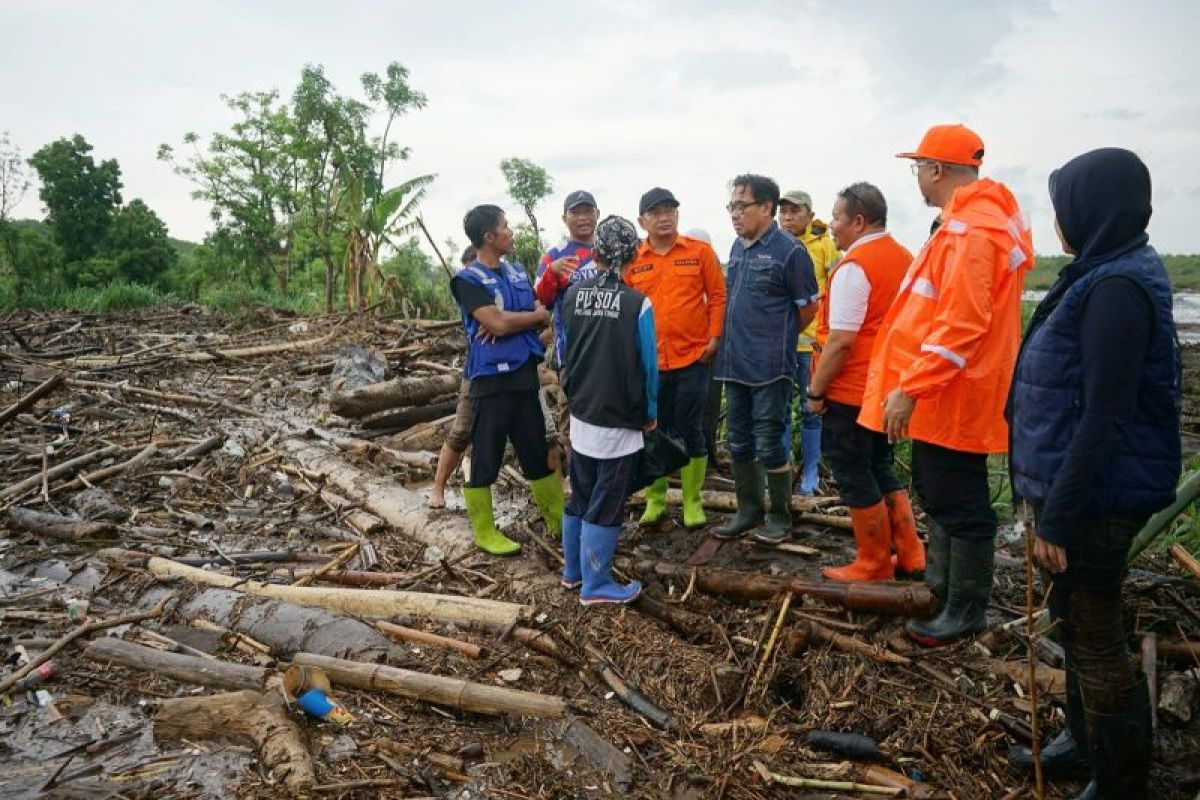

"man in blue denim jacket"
[713,175,819,543]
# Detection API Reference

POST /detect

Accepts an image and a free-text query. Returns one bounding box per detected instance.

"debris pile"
[1,307,1198,799]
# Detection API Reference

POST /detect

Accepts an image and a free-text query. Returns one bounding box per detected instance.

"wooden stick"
[290,652,566,719]
[751,760,901,795]
[6,506,117,542]
[1022,506,1046,800]
[0,596,169,695]
[292,543,359,588]
[1169,543,1200,580]
[0,373,64,428]
[67,442,157,489]
[0,444,120,501]
[375,620,482,659]
[749,592,792,695]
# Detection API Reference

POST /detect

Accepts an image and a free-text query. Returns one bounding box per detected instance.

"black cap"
[639,187,679,215]
[563,190,597,212]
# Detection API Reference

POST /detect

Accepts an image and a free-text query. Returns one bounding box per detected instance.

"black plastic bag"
[630,428,690,494]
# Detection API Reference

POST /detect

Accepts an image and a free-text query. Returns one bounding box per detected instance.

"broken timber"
[86,638,269,692]
[329,372,460,418]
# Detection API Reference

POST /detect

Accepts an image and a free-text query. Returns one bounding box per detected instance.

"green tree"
[158,91,300,292]
[102,199,177,285]
[28,135,123,264]
[500,157,553,257]
[5,222,65,299]
[0,131,33,297]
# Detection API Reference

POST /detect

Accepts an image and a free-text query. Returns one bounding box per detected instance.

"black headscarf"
[1049,147,1151,266]
[594,215,640,276]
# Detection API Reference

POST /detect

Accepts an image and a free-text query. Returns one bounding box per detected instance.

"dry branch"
[86,638,269,691]
[0,373,64,428]
[6,506,117,542]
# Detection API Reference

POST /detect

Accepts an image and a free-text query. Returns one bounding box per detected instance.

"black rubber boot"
[1008,668,1091,778]
[752,468,794,544]
[922,522,950,603]
[1071,675,1153,799]
[906,536,994,647]
[713,460,764,540]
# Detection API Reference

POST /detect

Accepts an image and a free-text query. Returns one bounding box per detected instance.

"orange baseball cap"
[896,124,985,167]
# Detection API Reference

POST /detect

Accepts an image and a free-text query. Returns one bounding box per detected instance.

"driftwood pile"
[1,306,1198,800]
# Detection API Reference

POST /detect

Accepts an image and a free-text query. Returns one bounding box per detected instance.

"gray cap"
[563,190,597,211]
[780,190,813,209]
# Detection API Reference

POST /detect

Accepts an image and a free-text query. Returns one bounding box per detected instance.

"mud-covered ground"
[1,307,1198,799]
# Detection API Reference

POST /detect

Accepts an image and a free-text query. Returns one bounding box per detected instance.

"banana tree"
[340,169,435,311]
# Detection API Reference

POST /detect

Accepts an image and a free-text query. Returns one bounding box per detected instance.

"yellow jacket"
[796,220,840,353]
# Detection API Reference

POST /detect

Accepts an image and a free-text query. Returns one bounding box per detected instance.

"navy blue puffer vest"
[1010,245,1181,515]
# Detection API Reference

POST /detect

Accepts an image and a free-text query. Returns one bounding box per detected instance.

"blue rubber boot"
[561,513,583,589]
[579,522,642,606]
[796,426,822,495]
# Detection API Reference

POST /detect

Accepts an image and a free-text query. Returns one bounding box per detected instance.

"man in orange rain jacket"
[858,124,1034,647]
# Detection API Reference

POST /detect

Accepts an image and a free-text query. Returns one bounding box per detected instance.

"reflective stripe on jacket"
[857,179,1033,453]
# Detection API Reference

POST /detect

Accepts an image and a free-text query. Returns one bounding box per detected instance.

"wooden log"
[274,568,407,587]
[159,587,397,661]
[290,652,567,719]
[154,690,314,791]
[6,506,117,542]
[0,373,64,428]
[0,444,121,501]
[284,438,476,558]
[375,620,482,659]
[989,658,1067,702]
[510,627,579,667]
[645,561,938,617]
[362,399,457,431]
[172,434,225,464]
[330,373,460,418]
[148,556,528,628]
[85,638,269,691]
[386,416,453,452]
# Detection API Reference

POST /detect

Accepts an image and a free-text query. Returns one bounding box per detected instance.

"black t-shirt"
[451,273,540,398]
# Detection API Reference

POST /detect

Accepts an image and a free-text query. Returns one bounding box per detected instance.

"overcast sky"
[3,0,1198,262]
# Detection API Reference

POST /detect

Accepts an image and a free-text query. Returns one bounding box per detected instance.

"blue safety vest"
[455,260,544,380]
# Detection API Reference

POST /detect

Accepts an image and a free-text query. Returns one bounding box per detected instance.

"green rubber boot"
[528,472,564,536]
[713,460,764,540]
[639,477,669,526]
[462,485,521,556]
[680,456,708,529]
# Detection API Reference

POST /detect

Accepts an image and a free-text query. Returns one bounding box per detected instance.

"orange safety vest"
[814,232,912,406]
[858,179,1034,453]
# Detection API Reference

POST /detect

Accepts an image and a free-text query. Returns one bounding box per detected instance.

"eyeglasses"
[910,161,936,176]
[726,200,765,215]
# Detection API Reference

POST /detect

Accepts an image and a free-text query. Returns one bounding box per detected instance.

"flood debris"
[1,308,1198,799]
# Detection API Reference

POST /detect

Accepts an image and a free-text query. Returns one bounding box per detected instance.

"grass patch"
[198,283,324,317]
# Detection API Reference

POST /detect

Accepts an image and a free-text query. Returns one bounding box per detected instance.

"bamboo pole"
[147,556,528,628]
[1127,469,1200,562]
[290,652,566,719]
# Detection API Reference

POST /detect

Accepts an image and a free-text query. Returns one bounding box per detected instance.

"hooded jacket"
[1009,148,1181,541]
[858,178,1033,452]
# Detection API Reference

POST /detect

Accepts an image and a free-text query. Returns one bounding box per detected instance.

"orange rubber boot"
[884,489,926,576]
[822,500,894,582]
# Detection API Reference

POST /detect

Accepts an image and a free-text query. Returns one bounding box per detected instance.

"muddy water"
[1024,290,1200,342]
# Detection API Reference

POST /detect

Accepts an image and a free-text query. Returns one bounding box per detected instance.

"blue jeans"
[723,378,793,470]
[794,352,822,432]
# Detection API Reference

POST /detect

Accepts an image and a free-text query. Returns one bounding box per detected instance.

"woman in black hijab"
[1007,148,1181,798]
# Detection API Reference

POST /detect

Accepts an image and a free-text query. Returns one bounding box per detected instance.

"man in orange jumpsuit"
[859,124,1034,646]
